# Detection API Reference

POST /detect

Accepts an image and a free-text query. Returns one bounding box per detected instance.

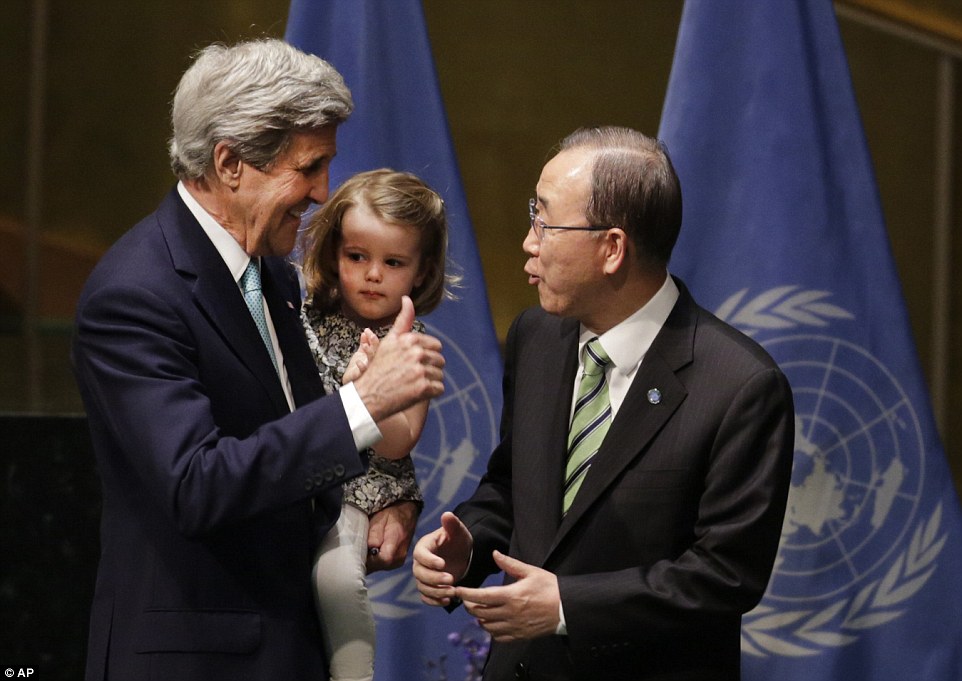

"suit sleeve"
[73,278,366,538]
[453,310,526,585]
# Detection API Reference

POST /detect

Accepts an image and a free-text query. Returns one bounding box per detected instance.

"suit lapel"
[158,190,290,414]
[548,285,698,555]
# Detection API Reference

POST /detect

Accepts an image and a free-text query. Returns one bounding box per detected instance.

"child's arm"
[371,399,428,459]
[343,328,429,458]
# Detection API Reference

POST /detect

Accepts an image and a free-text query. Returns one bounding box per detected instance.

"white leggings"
[313,503,375,681]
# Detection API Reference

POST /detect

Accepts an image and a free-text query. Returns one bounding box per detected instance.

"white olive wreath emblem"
[715,287,946,657]
[742,505,945,657]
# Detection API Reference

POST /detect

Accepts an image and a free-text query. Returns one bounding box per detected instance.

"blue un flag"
[659,2,962,679]
[286,2,502,679]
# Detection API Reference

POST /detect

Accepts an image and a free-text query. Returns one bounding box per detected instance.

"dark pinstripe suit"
[456,280,794,681]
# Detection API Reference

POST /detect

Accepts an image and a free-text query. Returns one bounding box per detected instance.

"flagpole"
[931,55,954,428]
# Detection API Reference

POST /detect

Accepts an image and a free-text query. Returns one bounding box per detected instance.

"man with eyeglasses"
[414,126,794,681]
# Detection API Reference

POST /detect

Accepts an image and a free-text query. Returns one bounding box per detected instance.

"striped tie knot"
[582,338,610,376]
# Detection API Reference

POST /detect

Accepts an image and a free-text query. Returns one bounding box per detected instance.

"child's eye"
[346,252,364,262]
[385,258,403,267]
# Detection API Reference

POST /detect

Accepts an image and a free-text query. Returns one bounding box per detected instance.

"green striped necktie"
[563,337,612,514]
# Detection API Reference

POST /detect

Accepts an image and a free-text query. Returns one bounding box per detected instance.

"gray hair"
[559,126,682,268]
[168,38,354,180]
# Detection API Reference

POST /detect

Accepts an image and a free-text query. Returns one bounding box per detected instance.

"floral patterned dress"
[301,303,423,515]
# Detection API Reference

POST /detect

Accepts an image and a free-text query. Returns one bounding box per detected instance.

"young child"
[299,168,456,681]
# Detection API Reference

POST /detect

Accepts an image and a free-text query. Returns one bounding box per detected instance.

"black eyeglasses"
[528,198,609,241]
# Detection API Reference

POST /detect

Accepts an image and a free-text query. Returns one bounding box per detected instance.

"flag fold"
[659,2,962,680]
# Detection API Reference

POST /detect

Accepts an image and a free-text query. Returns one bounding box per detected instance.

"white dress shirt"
[571,274,680,420]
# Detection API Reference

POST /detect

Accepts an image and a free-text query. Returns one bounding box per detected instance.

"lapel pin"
[647,388,662,405]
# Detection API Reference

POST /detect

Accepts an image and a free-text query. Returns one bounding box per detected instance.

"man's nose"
[308,172,330,205]
[522,226,540,255]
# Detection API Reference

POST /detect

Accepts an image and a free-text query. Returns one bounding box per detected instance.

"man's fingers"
[413,547,445,572]
[413,550,459,607]
[418,584,454,607]
[456,584,503,607]
[438,512,466,542]
[368,546,402,572]
[377,535,399,565]
[367,518,384,545]
[491,550,528,578]
[412,528,455,573]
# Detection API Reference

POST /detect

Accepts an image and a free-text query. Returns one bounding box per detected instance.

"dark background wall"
[0,415,98,679]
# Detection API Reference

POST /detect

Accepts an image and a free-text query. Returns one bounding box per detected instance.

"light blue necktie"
[563,337,612,514]
[240,259,279,373]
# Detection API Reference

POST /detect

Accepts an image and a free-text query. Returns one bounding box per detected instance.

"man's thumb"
[390,295,415,336]
[492,550,525,577]
[440,511,465,538]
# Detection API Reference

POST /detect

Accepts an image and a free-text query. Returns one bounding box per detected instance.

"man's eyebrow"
[300,153,334,171]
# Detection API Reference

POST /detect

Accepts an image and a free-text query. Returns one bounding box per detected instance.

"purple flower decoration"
[425,621,491,681]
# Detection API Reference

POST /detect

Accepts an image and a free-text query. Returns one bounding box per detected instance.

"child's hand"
[342,328,380,385]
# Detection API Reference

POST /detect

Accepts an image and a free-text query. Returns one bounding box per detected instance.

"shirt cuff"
[461,548,473,583]
[339,382,382,451]
[556,600,567,635]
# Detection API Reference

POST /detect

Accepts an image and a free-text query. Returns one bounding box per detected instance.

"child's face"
[337,203,425,327]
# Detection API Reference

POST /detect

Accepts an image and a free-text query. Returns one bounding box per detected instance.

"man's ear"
[212,140,243,189]
[602,228,629,275]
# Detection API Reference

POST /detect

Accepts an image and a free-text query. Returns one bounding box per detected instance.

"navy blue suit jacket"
[73,189,365,680]
[455,283,795,681]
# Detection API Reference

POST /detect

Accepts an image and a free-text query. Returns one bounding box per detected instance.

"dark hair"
[300,168,458,316]
[559,126,682,268]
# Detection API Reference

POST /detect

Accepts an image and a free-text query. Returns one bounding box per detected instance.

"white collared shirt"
[571,273,679,420]
[176,182,380,451]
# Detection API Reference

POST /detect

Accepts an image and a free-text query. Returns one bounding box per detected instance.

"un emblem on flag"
[715,287,947,657]
[368,323,500,618]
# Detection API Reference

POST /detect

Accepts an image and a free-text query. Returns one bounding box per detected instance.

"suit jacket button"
[304,478,314,491]
[514,662,528,679]
[334,464,345,477]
